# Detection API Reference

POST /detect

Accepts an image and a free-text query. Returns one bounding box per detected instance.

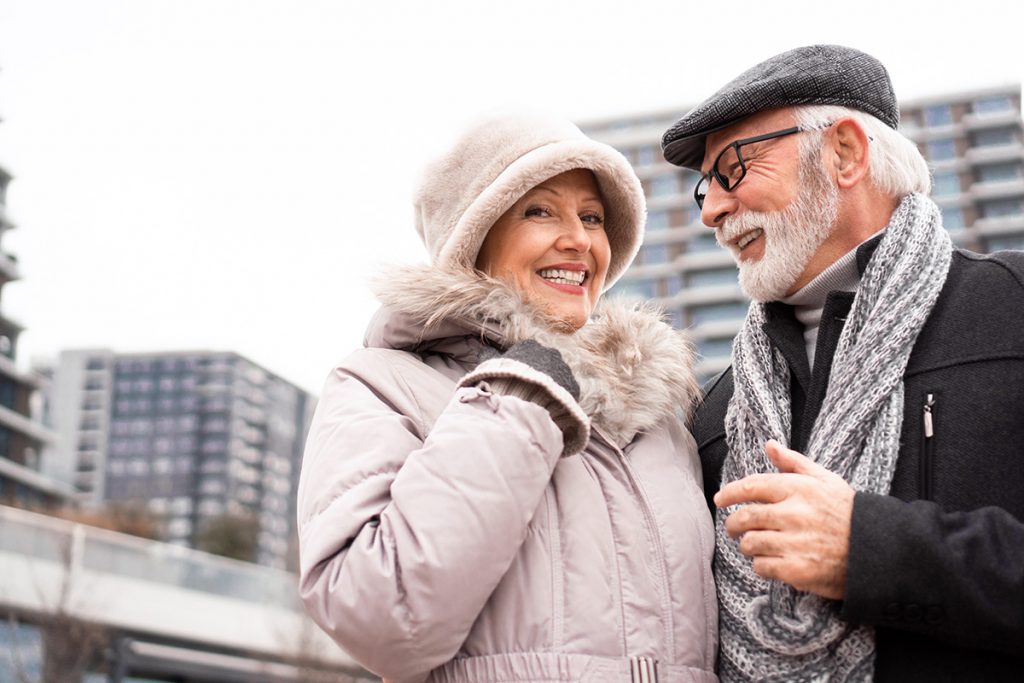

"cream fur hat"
[414,113,646,289]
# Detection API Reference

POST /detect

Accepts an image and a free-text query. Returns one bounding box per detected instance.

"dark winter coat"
[692,236,1024,682]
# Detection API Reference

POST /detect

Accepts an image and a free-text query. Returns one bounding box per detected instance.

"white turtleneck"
[779,232,883,367]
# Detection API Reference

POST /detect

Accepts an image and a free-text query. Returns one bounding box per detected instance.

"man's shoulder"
[951,247,1024,291]
[691,366,733,448]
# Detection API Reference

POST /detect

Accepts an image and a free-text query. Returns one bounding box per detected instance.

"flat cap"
[662,44,898,170]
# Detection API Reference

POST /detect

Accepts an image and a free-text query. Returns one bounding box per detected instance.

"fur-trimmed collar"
[369,265,701,446]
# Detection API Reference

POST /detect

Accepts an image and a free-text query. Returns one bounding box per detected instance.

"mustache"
[716,210,785,247]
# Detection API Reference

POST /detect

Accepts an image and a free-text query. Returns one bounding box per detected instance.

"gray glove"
[467,340,587,454]
[478,340,580,402]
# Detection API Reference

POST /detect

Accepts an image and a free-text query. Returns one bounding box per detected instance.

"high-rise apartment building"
[0,134,66,508]
[582,84,1024,380]
[43,349,316,569]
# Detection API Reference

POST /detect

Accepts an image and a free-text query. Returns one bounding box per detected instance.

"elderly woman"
[297,114,717,683]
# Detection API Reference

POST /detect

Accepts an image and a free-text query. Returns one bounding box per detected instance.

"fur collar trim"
[370,265,701,445]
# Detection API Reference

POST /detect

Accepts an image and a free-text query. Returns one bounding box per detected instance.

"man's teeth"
[737,229,764,249]
[538,268,586,285]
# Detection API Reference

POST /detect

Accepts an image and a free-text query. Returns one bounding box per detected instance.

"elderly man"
[662,45,1024,681]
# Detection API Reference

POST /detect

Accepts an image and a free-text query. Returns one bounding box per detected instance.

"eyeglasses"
[693,125,813,210]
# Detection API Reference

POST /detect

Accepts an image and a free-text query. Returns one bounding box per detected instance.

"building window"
[688,267,738,287]
[0,379,15,411]
[980,198,1024,218]
[923,105,953,127]
[648,175,677,197]
[688,234,721,253]
[613,278,657,299]
[977,162,1023,183]
[926,139,957,161]
[985,234,1024,251]
[647,209,669,231]
[636,145,656,166]
[643,244,670,265]
[971,127,1016,148]
[973,96,1013,115]
[931,172,961,197]
[689,302,748,325]
[665,275,682,297]
[697,337,734,359]
[941,207,965,229]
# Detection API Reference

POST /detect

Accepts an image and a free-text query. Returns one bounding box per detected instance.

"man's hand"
[715,440,855,600]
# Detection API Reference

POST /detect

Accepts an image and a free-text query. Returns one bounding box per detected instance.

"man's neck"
[787,189,900,294]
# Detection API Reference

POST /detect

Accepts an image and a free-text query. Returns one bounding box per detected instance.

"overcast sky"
[0,0,1021,394]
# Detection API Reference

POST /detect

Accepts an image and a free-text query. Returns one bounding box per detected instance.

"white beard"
[717,160,839,302]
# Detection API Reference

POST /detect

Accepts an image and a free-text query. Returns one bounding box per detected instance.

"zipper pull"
[630,656,659,683]
[923,394,935,438]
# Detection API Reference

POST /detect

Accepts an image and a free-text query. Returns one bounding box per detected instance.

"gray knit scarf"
[717,193,953,682]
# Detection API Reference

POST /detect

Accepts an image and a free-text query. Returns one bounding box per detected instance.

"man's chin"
[738,263,800,303]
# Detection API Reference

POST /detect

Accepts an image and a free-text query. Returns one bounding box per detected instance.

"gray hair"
[793,105,931,197]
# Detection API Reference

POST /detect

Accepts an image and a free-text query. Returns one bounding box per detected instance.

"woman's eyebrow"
[531,186,602,203]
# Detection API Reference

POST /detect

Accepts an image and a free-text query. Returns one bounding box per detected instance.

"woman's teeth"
[538,268,586,285]
[737,228,764,249]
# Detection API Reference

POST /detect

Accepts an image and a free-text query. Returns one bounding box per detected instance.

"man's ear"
[827,118,871,189]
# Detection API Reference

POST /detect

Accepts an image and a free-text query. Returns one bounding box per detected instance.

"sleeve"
[841,492,1024,654]
[295,358,581,682]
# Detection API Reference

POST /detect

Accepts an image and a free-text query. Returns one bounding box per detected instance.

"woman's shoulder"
[325,347,461,438]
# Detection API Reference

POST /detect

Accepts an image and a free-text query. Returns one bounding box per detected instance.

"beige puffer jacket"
[297,267,718,683]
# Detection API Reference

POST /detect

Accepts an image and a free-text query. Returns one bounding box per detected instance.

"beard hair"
[718,153,839,303]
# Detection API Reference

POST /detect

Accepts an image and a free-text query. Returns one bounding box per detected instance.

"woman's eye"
[581,213,605,226]
[525,206,551,218]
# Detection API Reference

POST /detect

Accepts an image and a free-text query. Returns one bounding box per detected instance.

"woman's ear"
[828,118,871,190]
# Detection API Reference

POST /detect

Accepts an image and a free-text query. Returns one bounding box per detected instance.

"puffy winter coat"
[297,267,718,683]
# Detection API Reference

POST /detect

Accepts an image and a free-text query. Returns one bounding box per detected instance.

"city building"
[0,124,67,509]
[42,349,316,570]
[582,84,1024,380]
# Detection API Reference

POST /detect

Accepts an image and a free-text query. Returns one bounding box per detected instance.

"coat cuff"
[459,357,590,457]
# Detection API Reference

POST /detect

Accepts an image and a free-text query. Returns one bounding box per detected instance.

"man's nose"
[700,178,737,229]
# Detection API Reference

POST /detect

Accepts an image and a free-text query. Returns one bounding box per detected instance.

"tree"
[196,511,260,562]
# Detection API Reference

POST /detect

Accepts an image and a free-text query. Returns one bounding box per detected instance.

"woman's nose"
[555,218,592,252]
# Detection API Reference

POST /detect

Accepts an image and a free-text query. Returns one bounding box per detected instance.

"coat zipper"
[630,655,659,682]
[920,393,936,500]
[591,426,674,667]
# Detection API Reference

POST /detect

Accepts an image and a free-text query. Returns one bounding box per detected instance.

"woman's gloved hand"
[459,339,589,456]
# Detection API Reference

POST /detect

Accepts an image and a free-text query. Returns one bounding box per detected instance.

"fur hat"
[414,113,646,289]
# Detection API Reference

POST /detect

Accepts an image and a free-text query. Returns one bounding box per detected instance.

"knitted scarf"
[717,193,953,682]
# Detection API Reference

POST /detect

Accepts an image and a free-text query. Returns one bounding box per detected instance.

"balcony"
[965,142,1024,166]
[0,250,19,284]
[973,214,1024,236]
[962,109,1021,131]
[969,177,1024,201]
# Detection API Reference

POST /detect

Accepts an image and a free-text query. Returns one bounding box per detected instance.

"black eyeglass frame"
[693,125,806,210]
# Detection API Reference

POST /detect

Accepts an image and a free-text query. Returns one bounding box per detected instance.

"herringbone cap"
[662,45,898,170]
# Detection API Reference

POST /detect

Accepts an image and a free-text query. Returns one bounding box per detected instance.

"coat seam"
[904,352,1024,379]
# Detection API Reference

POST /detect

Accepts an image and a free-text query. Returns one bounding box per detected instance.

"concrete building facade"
[582,84,1024,381]
[43,349,316,570]
[0,134,66,509]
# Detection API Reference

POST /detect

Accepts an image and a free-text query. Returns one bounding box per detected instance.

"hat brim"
[436,138,646,291]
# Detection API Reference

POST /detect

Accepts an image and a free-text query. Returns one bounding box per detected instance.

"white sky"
[0,0,1021,394]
